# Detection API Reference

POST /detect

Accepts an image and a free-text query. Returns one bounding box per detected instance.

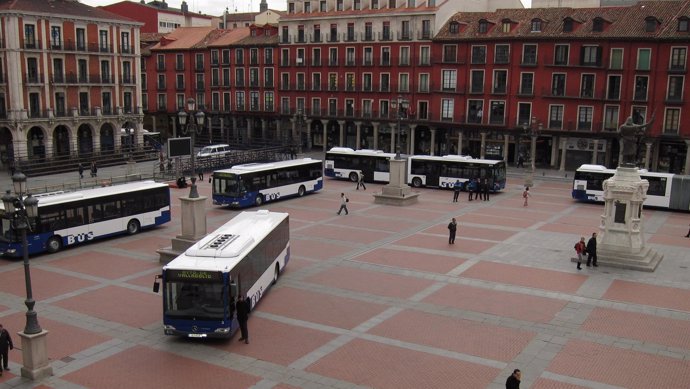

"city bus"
[0,181,171,257]
[211,158,323,208]
[153,210,289,338]
[407,155,507,191]
[572,164,690,210]
[324,147,397,182]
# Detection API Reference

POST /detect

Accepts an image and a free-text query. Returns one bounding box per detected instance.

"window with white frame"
[398,73,409,92]
[633,76,648,101]
[470,70,484,93]
[489,101,505,125]
[549,105,563,129]
[667,75,684,101]
[442,70,456,91]
[604,105,619,131]
[493,70,507,94]
[419,73,429,93]
[663,108,680,134]
[441,99,454,120]
[670,47,687,70]
[580,74,595,98]
[577,106,593,130]
[637,48,651,70]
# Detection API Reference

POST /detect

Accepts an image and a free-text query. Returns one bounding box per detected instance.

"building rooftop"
[0,0,140,24]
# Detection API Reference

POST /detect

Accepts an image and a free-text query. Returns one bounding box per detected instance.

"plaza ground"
[1,160,689,388]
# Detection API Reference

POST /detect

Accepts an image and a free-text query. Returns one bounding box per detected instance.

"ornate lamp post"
[2,172,51,379]
[177,98,205,199]
[390,95,409,160]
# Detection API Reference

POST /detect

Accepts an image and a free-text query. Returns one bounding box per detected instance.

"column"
[684,140,690,174]
[232,117,238,143]
[153,116,159,135]
[430,128,436,156]
[390,124,395,152]
[338,120,345,147]
[457,130,463,155]
[261,118,267,140]
[551,136,559,168]
[219,117,226,142]
[644,141,653,169]
[306,119,313,149]
[652,141,661,171]
[275,119,282,143]
[592,139,599,164]
[322,122,327,152]
[409,125,416,155]
[291,118,297,141]
[559,137,567,171]
[245,118,251,144]
[94,130,101,153]
[372,122,379,150]
[605,138,613,167]
[355,121,362,150]
[503,134,509,162]
[530,135,537,171]
[480,131,487,159]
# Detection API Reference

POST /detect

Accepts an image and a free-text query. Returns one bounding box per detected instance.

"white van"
[197,144,232,158]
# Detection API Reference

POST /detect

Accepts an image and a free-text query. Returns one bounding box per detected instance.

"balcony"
[361,32,374,42]
[157,82,167,90]
[195,63,205,72]
[327,33,339,42]
[23,39,41,49]
[495,55,510,64]
[310,33,322,43]
[176,82,185,91]
[25,73,44,84]
[418,30,432,40]
[281,35,292,44]
[121,46,134,54]
[344,33,356,42]
[156,63,166,71]
[175,63,185,71]
[397,31,412,41]
[51,74,65,84]
[378,31,392,41]
[195,82,205,91]
[49,40,62,50]
[121,75,135,84]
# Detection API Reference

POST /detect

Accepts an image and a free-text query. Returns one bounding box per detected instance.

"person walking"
[447,218,458,244]
[197,166,204,181]
[78,163,84,179]
[90,161,98,177]
[505,369,521,389]
[574,236,586,270]
[483,178,490,201]
[236,296,250,344]
[337,193,349,215]
[0,323,13,375]
[522,186,530,206]
[356,171,366,190]
[452,180,461,202]
[586,232,598,267]
[517,154,525,168]
[467,179,476,201]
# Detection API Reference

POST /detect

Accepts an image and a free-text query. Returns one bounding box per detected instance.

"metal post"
[22,224,41,334]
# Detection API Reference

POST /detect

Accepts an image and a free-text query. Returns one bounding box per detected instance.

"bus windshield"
[164,281,226,320]
[213,174,242,197]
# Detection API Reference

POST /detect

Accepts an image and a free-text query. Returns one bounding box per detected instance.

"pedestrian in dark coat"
[474,178,483,201]
[90,161,98,177]
[78,163,84,179]
[483,178,490,201]
[452,180,461,202]
[468,179,476,201]
[586,232,598,267]
[236,296,250,344]
[0,323,14,375]
[506,369,521,389]
[447,218,457,244]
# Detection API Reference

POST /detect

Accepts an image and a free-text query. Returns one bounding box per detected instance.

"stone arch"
[77,123,94,156]
[100,122,115,152]
[27,126,47,161]
[0,126,14,168]
[53,125,71,158]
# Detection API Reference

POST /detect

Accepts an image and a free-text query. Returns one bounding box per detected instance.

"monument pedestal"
[158,195,207,264]
[18,330,53,380]
[373,158,419,206]
[585,166,662,272]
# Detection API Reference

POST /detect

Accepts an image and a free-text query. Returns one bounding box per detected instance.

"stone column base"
[18,330,53,380]
[373,185,419,206]
[570,246,663,272]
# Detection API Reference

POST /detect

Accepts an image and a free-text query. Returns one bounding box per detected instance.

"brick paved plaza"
[1,170,690,389]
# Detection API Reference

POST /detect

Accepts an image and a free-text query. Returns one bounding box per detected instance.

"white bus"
[407,155,507,191]
[324,147,397,182]
[154,210,289,338]
[0,181,171,257]
[572,164,690,210]
[211,158,323,208]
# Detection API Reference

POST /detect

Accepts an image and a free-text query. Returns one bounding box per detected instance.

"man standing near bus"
[236,296,250,344]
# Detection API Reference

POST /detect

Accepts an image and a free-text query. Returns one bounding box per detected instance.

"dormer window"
[501,19,511,33]
[449,21,460,34]
[531,18,542,32]
[645,17,658,32]
[593,17,604,32]
[677,17,688,32]
[479,19,489,33]
[563,18,573,32]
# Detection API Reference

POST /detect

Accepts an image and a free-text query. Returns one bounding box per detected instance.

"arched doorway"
[100,123,115,152]
[53,125,71,158]
[0,127,13,168]
[77,124,93,156]
[27,127,46,161]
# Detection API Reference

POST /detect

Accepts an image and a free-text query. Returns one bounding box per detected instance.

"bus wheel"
[272,263,280,285]
[127,219,141,235]
[298,185,306,197]
[47,236,62,253]
[349,172,359,182]
[255,195,264,206]
[412,177,423,188]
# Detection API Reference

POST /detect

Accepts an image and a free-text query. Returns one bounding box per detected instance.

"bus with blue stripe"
[0,181,171,257]
[154,210,289,338]
[211,158,323,208]
[407,155,507,191]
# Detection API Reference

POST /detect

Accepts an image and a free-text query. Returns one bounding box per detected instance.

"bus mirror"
[153,274,162,293]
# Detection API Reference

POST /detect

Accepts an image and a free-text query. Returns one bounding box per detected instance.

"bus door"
[426,162,440,187]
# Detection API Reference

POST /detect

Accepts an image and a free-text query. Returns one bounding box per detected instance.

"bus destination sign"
[167,269,222,282]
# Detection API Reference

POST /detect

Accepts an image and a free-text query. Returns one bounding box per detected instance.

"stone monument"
[595,115,663,271]
[157,184,208,264]
[373,157,419,206]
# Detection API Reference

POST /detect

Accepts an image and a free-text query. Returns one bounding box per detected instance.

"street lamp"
[390,95,409,160]
[294,108,307,155]
[178,98,205,199]
[522,118,542,173]
[2,172,41,335]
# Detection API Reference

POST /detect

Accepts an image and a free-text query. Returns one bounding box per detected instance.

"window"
[346,23,355,41]
[345,73,355,91]
[401,20,410,40]
[607,75,621,100]
[449,21,460,34]
[329,73,337,91]
[632,106,647,124]
[563,18,573,33]
[679,17,689,32]
[380,73,390,92]
[554,44,569,65]
[250,48,259,65]
[441,99,454,120]
[329,24,338,42]
[478,20,488,34]
[420,46,430,65]
[195,53,204,70]
[157,94,166,110]
[549,105,563,129]
[76,28,85,50]
[418,73,429,92]
[250,68,259,87]
[443,45,457,62]
[312,73,321,91]
[522,44,537,65]
[580,74,595,98]
[577,106,593,130]
[398,73,409,92]
[667,75,684,101]
[51,26,61,49]
[517,103,531,126]
[363,73,372,91]
[530,19,542,32]
[645,17,657,33]
[264,68,273,88]
[223,93,231,112]
[399,46,410,66]
[580,46,601,66]
[235,49,244,65]
[489,101,505,125]
[176,74,184,90]
[382,21,391,40]
[99,30,108,51]
[346,47,355,66]
[551,74,566,96]
[223,69,230,86]
[634,76,648,101]
[593,18,604,32]
[363,47,372,66]
[495,44,509,64]
[236,91,245,111]
[502,20,511,33]
[604,106,619,131]
[417,101,428,120]
[670,47,687,70]
[313,24,321,42]
[467,100,483,123]
[381,47,390,65]
[442,70,456,91]
[222,49,230,64]
[637,48,651,70]
[470,70,484,93]
[364,23,373,41]
[313,48,321,66]
[100,60,111,82]
[235,68,244,87]
[610,48,623,69]
[520,73,534,95]
[329,47,338,66]
[663,108,680,134]
[493,70,507,94]
[471,46,486,64]
[175,54,184,70]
